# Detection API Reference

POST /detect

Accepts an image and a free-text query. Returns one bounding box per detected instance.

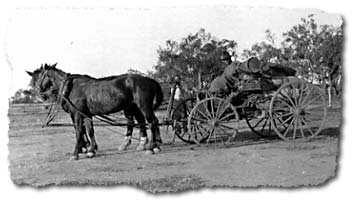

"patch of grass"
[133,174,205,193]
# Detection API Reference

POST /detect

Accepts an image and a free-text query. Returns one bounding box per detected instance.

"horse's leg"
[84,117,98,158]
[129,104,148,151]
[69,112,84,160]
[70,114,88,153]
[141,106,161,153]
[118,108,135,151]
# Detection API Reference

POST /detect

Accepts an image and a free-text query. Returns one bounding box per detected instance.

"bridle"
[35,69,67,127]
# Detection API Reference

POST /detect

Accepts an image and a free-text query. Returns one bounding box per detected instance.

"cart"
[167,60,327,146]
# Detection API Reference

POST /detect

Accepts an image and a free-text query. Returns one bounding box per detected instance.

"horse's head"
[26,63,58,100]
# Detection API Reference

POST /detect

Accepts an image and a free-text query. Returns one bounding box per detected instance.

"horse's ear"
[26,71,33,76]
[52,62,58,67]
[44,64,49,70]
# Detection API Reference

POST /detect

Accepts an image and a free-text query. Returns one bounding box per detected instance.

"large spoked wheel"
[171,98,196,144]
[269,80,327,141]
[188,97,240,146]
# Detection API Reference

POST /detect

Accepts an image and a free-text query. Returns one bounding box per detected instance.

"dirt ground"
[7,98,342,193]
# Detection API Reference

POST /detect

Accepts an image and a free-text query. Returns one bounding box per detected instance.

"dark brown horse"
[27,63,163,160]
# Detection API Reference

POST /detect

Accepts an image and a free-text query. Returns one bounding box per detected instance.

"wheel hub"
[210,119,219,127]
[293,107,305,116]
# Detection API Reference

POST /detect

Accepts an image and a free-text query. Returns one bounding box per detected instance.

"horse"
[27,63,163,160]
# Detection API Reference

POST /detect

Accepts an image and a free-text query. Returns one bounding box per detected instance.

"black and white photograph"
[2,0,354,203]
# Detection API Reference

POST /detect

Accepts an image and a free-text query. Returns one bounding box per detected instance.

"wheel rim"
[269,80,327,141]
[171,98,196,144]
[188,97,239,146]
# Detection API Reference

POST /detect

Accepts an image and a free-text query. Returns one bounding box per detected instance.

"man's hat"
[220,51,231,61]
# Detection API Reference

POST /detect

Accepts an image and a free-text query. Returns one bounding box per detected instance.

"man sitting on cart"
[209,51,240,96]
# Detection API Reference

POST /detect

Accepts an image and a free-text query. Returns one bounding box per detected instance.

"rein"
[41,75,69,127]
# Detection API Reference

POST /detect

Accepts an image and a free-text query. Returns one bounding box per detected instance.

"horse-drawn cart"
[31,60,328,159]
[167,60,327,146]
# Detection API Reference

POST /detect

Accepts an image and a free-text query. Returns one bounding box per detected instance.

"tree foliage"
[241,14,343,85]
[149,15,342,96]
[10,88,41,104]
[242,29,282,62]
[151,28,237,90]
[282,14,343,81]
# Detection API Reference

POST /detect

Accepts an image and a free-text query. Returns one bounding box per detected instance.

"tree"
[281,14,343,83]
[152,28,237,90]
[242,29,282,63]
[10,88,41,104]
[242,14,343,87]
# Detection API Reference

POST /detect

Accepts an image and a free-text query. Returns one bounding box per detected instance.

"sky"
[5,6,342,95]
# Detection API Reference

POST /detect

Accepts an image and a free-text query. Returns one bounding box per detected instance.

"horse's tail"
[153,81,164,110]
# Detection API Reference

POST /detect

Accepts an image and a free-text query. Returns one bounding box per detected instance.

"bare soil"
[7,98,342,193]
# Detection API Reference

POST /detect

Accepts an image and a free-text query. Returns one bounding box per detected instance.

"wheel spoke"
[303,104,325,110]
[210,98,215,118]
[292,116,298,139]
[215,99,223,118]
[304,124,315,137]
[218,125,235,139]
[260,118,269,134]
[204,100,214,119]
[279,90,296,106]
[304,111,324,120]
[218,111,236,121]
[194,106,210,120]
[273,113,294,128]
[300,86,314,106]
[206,129,214,146]
[219,123,238,131]
[191,116,208,123]
[299,116,315,136]
[301,95,323,108]
[214,129,217,147]
[273,97,293,108]
[292,85,299,106]
[253,117,265,128]
[268,119,272,137]
[298,116,306,139]
[217,103,230,119]
[283,116,295,137]
[194,124,210,141]
[298,82,308,105]
[301,115,313,124]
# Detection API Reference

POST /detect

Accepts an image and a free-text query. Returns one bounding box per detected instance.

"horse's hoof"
[153,147,161,154]
[118,138,131,151]
[81,147,88,153]
[118,147,126,151]
[145,150,154,155]
[87,152,95,158]
[69,155,79,161]
[118,143,130,151]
